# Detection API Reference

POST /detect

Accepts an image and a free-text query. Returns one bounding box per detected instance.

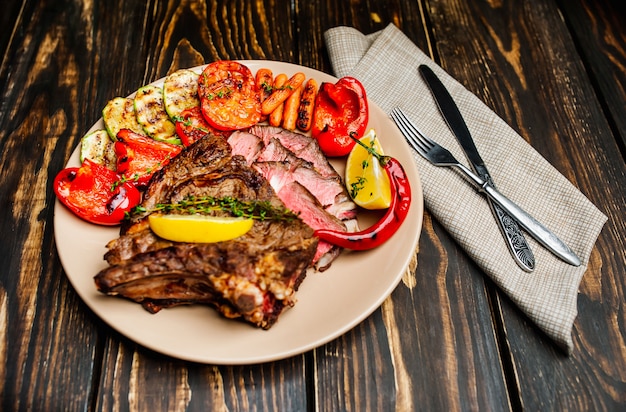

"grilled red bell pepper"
[311,76,369,157]
[115,129,182,184]
[54,159,141,225]
[314,155,411,250]
[174,107,230,147]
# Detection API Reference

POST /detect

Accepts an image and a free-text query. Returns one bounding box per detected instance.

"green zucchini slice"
[102,97,146,140]
[163,69,200,119]
[134,85,180,145]
[80,129,116,170]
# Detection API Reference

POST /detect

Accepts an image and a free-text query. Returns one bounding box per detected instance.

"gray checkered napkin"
[324,24,607,353]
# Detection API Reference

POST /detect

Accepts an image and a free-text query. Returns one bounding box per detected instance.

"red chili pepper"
[311,76,369,157]
[314,156,411,250]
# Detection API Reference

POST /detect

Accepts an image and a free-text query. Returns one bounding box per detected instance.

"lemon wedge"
[345,129,392,210]
[148,214,254,243]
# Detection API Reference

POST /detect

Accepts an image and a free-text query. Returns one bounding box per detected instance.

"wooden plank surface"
[558,0,626,150]
[423,0,626,411]
[0,0,624,411]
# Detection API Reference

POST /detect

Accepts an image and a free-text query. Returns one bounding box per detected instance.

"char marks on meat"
[228,126,359,270]
[95,133,318,329]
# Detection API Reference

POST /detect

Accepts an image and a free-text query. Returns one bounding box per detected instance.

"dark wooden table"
[2,0,624,410]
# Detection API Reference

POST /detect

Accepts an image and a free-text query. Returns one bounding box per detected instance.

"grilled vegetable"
[268,73,288,127]
[282,85,302,131]
[296,78,318,132]
[256,68,273,122]
[79,129,116,170]
[261,72,306,115]
[312,76,369,157]
[315,151,410,250]
[163,69,200,119]
[174,106,229,147]
[102,97,146,140]
[115,129,182,184]
[134,85,181,145]
[198,61,261,131]
[54,159,141,226]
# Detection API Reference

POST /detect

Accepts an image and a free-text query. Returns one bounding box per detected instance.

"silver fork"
[390,107,581,267]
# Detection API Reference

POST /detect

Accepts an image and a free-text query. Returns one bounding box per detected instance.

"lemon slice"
[345,129,392,210]
[148,214,254,243]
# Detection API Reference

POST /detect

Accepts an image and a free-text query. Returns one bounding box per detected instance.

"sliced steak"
[248,125,338,178]
[227,131,262,164]
[253,161,356,221]
[96,133,318,329]
[276,181,345,271]
[228,126,359,269]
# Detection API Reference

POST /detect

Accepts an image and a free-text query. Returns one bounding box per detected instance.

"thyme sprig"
[131,195,300,222]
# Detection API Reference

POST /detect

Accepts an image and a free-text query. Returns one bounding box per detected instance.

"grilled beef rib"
[94,133,318,329]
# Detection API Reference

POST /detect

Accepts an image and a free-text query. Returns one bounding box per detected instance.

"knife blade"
[418,64,536,271]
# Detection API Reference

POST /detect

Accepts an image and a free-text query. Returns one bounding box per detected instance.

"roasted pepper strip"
[314,155,411,250]
[115,129,182,184]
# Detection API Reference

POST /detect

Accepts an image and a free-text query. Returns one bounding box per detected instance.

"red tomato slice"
[174,107,230,147]
[198,61,261,131]
[54,159,141,225]
[115,129,182,184]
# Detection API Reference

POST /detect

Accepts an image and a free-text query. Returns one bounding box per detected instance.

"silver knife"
[418,64,536,271]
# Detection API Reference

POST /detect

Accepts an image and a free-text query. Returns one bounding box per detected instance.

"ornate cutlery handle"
[480,171,535,271]
[457,163,581,266]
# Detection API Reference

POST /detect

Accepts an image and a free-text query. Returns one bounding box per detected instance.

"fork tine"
[390,109,418,151]
[392,108,434,151]
[390,108,430,155]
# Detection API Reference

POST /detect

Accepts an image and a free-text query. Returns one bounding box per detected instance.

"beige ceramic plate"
[54,61,423,364]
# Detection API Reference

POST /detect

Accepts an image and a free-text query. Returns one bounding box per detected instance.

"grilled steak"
[228,126,359,269]
[248,125,338,178]
[95,133,318,329]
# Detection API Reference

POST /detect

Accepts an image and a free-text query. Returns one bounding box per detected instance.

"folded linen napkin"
[324,24,607,353]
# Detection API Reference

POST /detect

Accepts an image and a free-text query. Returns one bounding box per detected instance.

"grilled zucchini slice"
[79,129,116,170]
[163,69,200,119]
[134,85,181,145]
[102,97,146,140]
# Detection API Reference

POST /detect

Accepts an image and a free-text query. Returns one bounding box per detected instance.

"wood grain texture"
[0,1,104,410]
[557,0,626,152]
[0,0,624,410]
[95,338,308,411]
[425,0,626,410]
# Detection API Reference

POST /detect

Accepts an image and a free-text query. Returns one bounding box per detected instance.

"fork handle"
[456,164,581,266]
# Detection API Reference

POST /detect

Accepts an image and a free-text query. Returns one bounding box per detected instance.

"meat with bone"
[95,133,318,329]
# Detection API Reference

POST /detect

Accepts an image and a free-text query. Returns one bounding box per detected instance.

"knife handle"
[457,163,582,266]
[480,171,535,271]
[488,199,535,271]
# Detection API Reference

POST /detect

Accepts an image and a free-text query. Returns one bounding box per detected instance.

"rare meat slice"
[276,181,344,271]
[248,125,338,178]
[253,161,357,222]
[96,133,318,329]
[227,131,262,164]
[230,127,358,222]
